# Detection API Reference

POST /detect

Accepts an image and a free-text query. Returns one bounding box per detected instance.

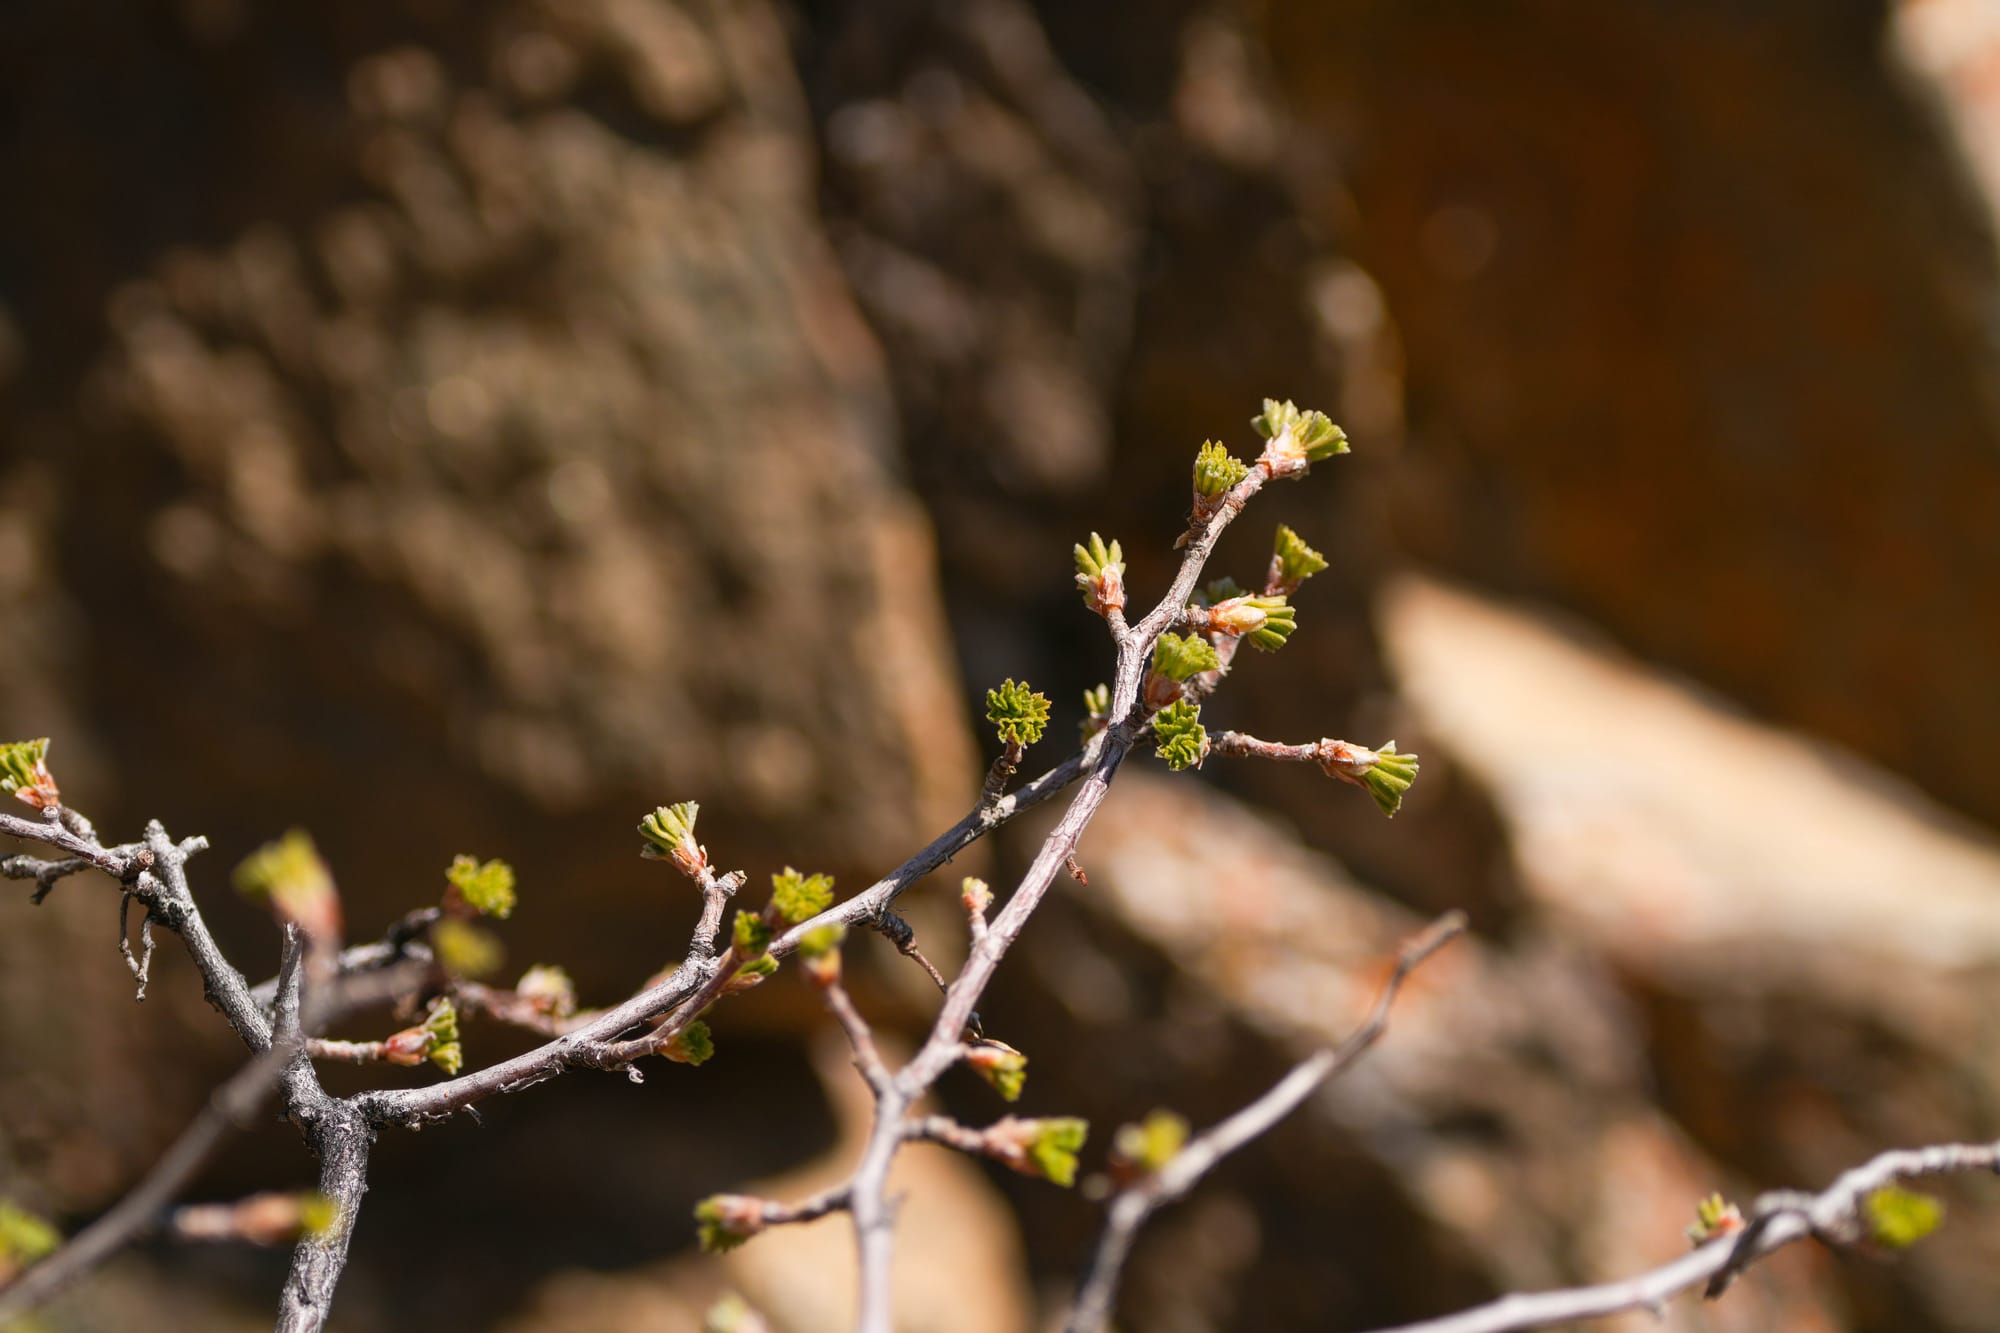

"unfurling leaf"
[1152,701,1208,772]
[664,1021,715,1066]
[769,867,835,926]
[986,679,1051,747]
[445,855,517,918]
[1151,632,1220,683]
[1270,524,1327,592]
[639,802,705,875]
[0,737,58,809]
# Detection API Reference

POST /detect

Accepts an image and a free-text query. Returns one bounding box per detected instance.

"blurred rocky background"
[5,0,2000,1329]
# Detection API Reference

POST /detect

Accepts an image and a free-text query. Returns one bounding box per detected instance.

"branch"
[1359,1138,2000,1333]
[834,468,1275,1333]
[357,750,1089,1128]
[0,940,307,1321]
[1065,911,1467,1333]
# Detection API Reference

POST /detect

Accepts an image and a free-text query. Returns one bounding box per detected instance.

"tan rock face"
[1258,0,2000,830]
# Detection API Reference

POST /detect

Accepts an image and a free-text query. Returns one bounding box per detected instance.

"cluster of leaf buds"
[1267,524,1328,595]
[1144,633,1220,712]
[233,829,344,950]
[1073,532,1126,617]
[966,1037,1029,1102]
[985,678,1051,748]
[172,1191,338,1247]
[0,737,58,809]
[383,996,464,1075]
[981,1116,1091,1188]
[443,854,516,919]
[515,964,578,1019]
[1314,739,1420,817]
[1251,398,1348,479]
[638,801,706,878]
[1191,441,1250,523]
[1151,700,1208,772]
[693,1194,768,1253]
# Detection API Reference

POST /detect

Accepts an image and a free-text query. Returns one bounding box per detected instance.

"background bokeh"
[7,0,2000,1329]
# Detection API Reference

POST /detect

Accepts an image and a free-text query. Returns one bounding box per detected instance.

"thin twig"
[1065,911,1467,1333]
[0,941,308,1321]
[1360,1139,2000,1333]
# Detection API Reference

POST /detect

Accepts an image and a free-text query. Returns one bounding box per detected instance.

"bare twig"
[819,971,892,1096]
[1065,911,1467,1333]
[0,941,308,1321]
[1359,1139,2000,1333]
[2,850,95,902]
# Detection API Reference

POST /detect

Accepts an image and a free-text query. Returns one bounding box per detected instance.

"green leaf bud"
[1270,524,1327,592]
[986,678,1051,747]
[1359,742,1419,818]
[1252,399,1348,476]
[1025,1118,1089,1188]
[1865,1186,1944,1249]
[0,1200,60,1269]
[1113,1110,1190,1175]
[1207,594,1296,651]
[1193,441,1249,500]
[0,737,58,809]
[639,801,705,875]
[967,1039,1029,1102]
[769,867,834,926]
[1073,532,1127,614]
[733,909,771,958]
[421,997,463,1075]
[1151,701,1208,772]
[664,1020,715,1066]
[233,829,343,946]
[444,855,516,919]
[693,1195,763,1252]
[1151,632,1220,683]
[1685,1192,1743,1245]
[729,954,779,991]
